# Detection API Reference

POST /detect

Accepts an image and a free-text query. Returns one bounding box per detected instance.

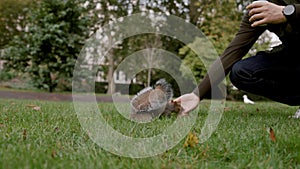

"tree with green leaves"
[90,0,247,93]
[3,0,90,92]
[0,0,33,49]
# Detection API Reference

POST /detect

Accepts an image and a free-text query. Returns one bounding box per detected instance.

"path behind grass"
[0,99,299,169]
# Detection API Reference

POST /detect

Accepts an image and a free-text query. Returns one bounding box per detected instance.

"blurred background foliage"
[0,0,273,98]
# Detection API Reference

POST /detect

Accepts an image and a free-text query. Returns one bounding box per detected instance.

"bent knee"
[230,62,246,81]
[229,61,253,88]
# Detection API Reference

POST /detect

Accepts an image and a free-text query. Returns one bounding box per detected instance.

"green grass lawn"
[0,99,299,169]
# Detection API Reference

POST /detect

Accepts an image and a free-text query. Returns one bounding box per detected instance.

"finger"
[173,97,181,103]
[179,108,189,116]
[180,104,197,115]
[248,7,264,16]
[249,13,264,22]
[251,19,267,27]
[246,1,267,10]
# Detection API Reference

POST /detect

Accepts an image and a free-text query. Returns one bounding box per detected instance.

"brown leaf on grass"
[54,127,60,133]
[23,129,27,141]
[224,107,231,111]
[0,123,4,128]
[184,132,199,148]
[51,150,56,158]
[26,105,41,111]
[269,127,276,142]
[33,106,41,111]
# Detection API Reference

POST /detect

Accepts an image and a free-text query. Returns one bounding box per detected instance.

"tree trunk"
[106,52,115,94]
[46,71,54,93]
[147,67,152,87]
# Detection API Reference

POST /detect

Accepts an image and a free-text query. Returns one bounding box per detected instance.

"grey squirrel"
[130,79,182,121]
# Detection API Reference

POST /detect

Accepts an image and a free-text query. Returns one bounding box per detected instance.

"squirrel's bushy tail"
[154,78,173,100]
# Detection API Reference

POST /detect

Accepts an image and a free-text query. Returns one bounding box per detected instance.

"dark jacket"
[194,0,300,98]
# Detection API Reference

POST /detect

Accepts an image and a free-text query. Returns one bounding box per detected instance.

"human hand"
[173,92,200,116]
[246,1,286,27]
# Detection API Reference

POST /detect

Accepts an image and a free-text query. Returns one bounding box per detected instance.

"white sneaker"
[290,108,300,119]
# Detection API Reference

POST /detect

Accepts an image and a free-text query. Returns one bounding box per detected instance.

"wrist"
[280,6,288,23]
[282,4,296,22]
[192,87,200,97]
[191,92,200,102]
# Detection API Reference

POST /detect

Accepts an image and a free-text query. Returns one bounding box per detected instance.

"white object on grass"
[290,108,300,119]
[243,95,255,104]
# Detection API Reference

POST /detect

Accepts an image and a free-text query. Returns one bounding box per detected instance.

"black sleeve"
[291,4,300,29]
[193,12,266,98]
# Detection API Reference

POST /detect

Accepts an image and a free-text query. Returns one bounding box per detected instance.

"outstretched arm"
[175,2,272,114]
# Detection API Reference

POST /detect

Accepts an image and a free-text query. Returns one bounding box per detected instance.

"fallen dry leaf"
[51,150,56,158]
[269,127,276,142]
[184,132,199,148]
[33,106,41,111]
[54,127,60,132]
[26,105,41,111]
[224,107,231,111]
[23,129,27,141]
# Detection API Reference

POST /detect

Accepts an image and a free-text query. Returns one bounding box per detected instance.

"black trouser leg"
[230,51,300,106]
